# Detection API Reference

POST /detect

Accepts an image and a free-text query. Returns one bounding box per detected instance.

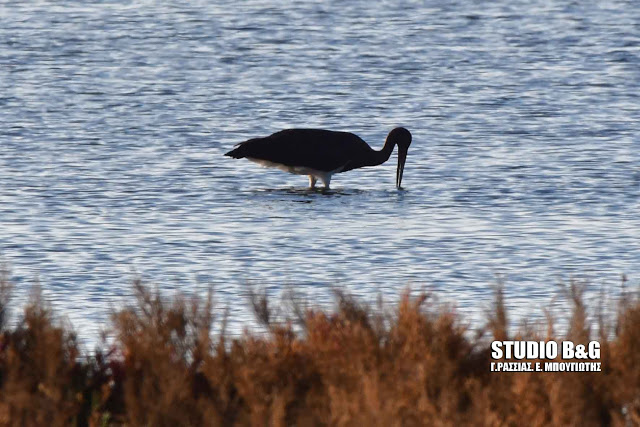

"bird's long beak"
[396,146,408,189]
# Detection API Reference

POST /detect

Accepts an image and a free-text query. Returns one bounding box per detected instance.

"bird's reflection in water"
[256,187,370,197]
[251,188,405,206]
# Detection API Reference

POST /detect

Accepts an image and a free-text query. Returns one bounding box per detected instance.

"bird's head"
[387,127,412,189]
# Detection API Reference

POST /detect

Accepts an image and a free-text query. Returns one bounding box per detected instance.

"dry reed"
[0,270,637,426]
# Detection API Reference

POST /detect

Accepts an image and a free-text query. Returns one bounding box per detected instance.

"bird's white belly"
[247,158,342,177]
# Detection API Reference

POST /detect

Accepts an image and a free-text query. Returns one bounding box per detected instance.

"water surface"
[1,0,639,343]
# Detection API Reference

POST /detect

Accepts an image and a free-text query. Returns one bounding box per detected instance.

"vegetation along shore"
[0,270,638,426]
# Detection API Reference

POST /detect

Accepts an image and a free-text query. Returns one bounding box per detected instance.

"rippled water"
[1,1,639,343]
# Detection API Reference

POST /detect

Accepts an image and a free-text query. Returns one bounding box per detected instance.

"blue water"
[1,1,639,344]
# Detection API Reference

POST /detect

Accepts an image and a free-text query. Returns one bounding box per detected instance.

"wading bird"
[225,127,412,189]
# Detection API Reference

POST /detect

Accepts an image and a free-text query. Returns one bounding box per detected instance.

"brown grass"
[0,271,638,426]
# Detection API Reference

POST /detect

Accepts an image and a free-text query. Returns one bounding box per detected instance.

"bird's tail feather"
[224,147,244,158]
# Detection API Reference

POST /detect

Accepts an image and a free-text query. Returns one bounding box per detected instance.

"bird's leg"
[308,175,317,189]
[320,175,331,190]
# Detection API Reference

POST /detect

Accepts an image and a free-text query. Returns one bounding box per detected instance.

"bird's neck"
[372,139,395,165]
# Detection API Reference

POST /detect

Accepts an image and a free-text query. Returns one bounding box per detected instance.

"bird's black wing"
[225,129,373,172]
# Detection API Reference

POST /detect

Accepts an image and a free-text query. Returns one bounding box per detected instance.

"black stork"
[224,127,412,189]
